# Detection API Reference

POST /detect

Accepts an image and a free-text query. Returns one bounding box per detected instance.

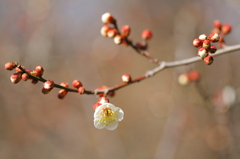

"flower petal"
[94,119,105,129]
[116,108,124,121]
[105,121,119,130]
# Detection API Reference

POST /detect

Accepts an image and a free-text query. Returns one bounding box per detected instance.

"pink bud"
[43,80,54,90]
[114,35,124,45]
[5,62,18,71]
[10,73,22,84]
[21,73,30,81]
[58,89,68,99]
[122,74,132,83]
[42,88,51,94]
[107,29,118,38]
[198,47,208,58]
[78,87,85,94]
[222,24,232,34]
[35,66,44,77]
[15,66,25,73]
[101,12,116,24]
[121,25,131,37]
[142,30,152,40]
[204,55,214,65]
[100,25,111,37]
[192,38,203,48]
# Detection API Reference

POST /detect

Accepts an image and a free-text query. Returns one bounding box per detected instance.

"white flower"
[94,103,124,130]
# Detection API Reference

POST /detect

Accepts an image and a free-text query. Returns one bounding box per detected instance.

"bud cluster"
[5,62,45,84]
[100,12,153,49]
[178,70,200,86]
[193,33,220,65]
[212,20,232,47]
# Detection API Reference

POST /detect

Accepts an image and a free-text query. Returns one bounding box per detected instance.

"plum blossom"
[94,103,124,130]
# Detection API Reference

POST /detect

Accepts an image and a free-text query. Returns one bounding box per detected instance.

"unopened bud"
[213,20,222,29]
[101,12,116,24]
[222,24,232,34]
[31,79,38,84]
[35,66,44,77]
[208,33,220,42]
[15,66,25,73]
[198,47,208,58]
[97,96,110,104]
[121,25,131,37]
[60,82,69,87]
[202,40,211,49]
[43,80,54,90]
[114,35,124,45]
[42,88,51,94]
[78,87,85,94]
[21,73,30,81]
[209,46,217,54]
[122,74,132,83]
[58,89,68,99]
[72,80,82,88]
[93,102,102,110]
[107,29,118,38]
[188,70,200,81]
[5,62,18,71]
[192,38,203,48]
[100,25,111,37]
[10,73,22,84]
[142,30,152,40]
[204,55,214,65]
[199,34,207,40]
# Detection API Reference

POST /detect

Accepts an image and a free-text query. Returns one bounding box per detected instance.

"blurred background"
[1,0,240,158]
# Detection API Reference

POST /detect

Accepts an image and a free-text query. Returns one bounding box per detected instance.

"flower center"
[98,107,117,125]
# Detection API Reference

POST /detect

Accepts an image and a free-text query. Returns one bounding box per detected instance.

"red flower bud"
[31,79,38,84]
[35,66,44,77]
[43,80,54,90]
[21,73,30,81]
[208,33,220,42]
[121,25,131,37]
[142,30,152,40]
[72,80,82,88]
[10,73,22,84]
[58,89,68,99]
[97,96,110,104]
[222,24,232,34]
[209,46,217,54]
[78,87,85,94]
[5,62,18,71]
[60,82,69,87]
[204,55,214,65]
[198,47,208,58]
[213,20,222,29]
[192,38,203,48]
[188,70,200,81]
[202,40,211,49]
[122,74,132,83]
[199,34,207,40]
